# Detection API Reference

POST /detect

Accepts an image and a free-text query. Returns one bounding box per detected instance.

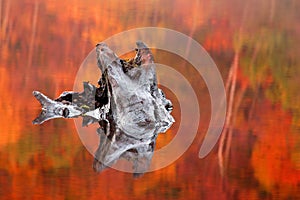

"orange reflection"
[251,102,300,198]
[0,0,300,199]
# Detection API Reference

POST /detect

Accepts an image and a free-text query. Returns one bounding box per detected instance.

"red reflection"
[0,0,299,199]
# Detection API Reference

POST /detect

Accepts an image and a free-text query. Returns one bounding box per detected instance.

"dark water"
[1,0,300,199]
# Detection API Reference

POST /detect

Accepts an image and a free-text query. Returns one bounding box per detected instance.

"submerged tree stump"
[33,41,175,175]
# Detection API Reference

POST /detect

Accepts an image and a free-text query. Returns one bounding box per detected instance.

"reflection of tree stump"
[32,41,174,175]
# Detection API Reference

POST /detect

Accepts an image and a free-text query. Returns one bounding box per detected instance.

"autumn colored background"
[1,0,300,199]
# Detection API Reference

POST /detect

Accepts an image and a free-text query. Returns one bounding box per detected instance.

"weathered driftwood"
[33,41,174,175]
[32,82,102,126]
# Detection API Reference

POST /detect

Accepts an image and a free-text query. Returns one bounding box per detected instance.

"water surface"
[1,0,300,199]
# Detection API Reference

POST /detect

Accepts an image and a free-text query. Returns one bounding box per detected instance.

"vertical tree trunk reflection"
[27,0,39,69]
[217,1,254,176]
[218,51,239,176]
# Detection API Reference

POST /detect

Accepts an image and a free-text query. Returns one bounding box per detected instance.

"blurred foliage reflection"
[1,0,300,199]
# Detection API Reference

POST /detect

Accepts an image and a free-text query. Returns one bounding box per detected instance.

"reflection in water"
[32,41,174,176]
[2,0,300,199]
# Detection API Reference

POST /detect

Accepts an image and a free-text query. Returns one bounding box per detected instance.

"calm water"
[1,0,300,199]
